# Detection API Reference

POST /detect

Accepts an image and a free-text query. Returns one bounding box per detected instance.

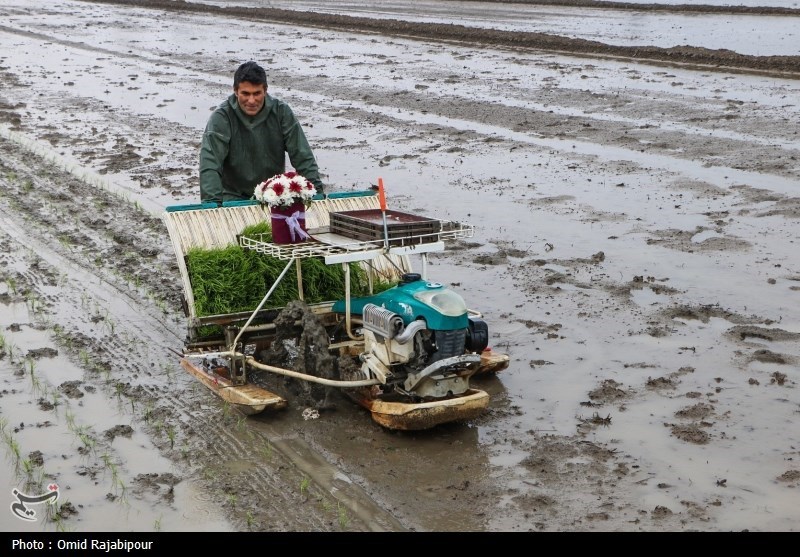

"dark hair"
[233,61,267,89]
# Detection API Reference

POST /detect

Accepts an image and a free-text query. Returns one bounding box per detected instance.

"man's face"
[235,81,266,116]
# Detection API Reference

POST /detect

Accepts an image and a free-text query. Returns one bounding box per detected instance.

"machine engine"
[335,274,489,399]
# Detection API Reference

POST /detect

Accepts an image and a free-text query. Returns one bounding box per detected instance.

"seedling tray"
[330,209,441,246]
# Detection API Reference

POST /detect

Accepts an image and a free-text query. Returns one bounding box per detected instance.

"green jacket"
[199,94,324,204]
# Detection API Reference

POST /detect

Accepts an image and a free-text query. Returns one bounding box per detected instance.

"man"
[199,61,325,205]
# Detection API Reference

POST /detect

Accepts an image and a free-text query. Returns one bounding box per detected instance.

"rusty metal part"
[347,388,490,431]
[474,348,510,375]
[180,358,286,415]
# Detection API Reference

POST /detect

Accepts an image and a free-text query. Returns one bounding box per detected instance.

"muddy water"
[0,0,799,533]
[214,0,800,55]
[0,298,232,533]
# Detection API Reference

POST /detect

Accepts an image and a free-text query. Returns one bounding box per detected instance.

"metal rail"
[238,220,474,263]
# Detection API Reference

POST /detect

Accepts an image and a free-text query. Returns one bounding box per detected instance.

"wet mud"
[87,0,800,75]
[0,0,798,534]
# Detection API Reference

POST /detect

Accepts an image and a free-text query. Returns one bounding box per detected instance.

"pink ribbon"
[272,210,310,242]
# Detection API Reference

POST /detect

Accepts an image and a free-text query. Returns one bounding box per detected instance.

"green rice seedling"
[235,414,247,432]
[28,467,45,494]
[226,492,237,509]
[20,456,33,475]
[105,464,120,498]
[109,460,119,485]
[77,430,95,454]
[107,461,128,505]
[337,502,349,529]
[78,349,91,367]
[43,493,57,521]
[20,459,37,490]
[202,468,216,482]
[28,292,42,314]
[160,362,173,383]
[300,476,310,496]
[49,390,61,410]
[5,277,16,294]
[153,419,163,436]
[115,481,129,506]
[246,511,255,530]
[8,436,21,469]
[188,218,378,316]
[25,358,43,393]
[259,441,273,461]
[64,410,76,432]
[180,442,190,462]
[71,423,87,437]
[153,516,162,532]
[61,334,73,351]
[166,425,176,449]
[29,372,42,394]
[320,498,332,513]
[50,501,67,531]
[143,402,154,424]
[57,234,74,251]
[120,331,133,346]
[101,452,113,469]
[114,382,124,402]
[187,245,274,317]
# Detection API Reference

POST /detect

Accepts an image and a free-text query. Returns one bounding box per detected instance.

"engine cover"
[332,278,469,331]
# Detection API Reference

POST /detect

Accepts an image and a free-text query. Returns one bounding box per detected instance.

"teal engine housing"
[332,273,490,366]
[332,273,468,331]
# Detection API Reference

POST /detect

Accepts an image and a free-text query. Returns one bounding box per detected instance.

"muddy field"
[1,0,799,534]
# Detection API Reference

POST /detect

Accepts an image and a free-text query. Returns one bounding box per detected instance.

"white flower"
[254,172,317,208]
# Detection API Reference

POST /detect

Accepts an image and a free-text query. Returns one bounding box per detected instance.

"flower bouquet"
[254,172,317,244]
[253,171,317,209]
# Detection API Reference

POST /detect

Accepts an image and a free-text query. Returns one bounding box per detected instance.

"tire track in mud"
[0,133,405,531]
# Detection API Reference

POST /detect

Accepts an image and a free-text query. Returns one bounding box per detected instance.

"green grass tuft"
[187,222,378,317]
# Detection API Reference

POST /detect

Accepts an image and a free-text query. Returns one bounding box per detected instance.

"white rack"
[238,220,474,265]
[231,220,474,348]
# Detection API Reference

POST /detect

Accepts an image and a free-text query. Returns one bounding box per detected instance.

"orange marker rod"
[377,177,387,211]
[378,177,389,249]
